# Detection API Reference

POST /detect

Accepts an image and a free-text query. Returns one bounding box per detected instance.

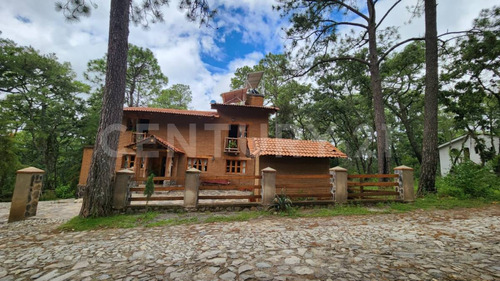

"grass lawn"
[59,195,496,232]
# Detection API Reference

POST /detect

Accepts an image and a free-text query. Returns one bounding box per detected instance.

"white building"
[438,134,500,176]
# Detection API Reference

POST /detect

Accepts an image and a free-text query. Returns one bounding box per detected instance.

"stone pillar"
[330,166,348,204]
[113,169,135,209]
[261,167,276,206]
[184,168,201,208]
[8,167,45,223]
[394,166,415,202]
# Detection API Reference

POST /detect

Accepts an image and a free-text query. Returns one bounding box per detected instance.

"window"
[228,124,247,138]
[123,155,135,169]
[126,118,135,131]
[226,160,246,174]
[188,158,208,172]
[138,119,150,133]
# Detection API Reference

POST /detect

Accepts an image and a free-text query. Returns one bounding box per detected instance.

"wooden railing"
[276,173,333,201]
[347,174,400,200]
[131,132,148,143]
[133,176,173,181]
[125,169,408,205]
[224,137,240,154]
[199,174,261,201]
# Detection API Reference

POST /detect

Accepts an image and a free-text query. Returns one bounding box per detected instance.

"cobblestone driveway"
[0,202,498,280]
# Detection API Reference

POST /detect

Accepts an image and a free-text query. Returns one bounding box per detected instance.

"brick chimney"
[245,89,264,106]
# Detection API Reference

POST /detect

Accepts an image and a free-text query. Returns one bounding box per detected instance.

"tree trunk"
[80,0,130,217]
[418,0,439,195]
[367,0,390,175]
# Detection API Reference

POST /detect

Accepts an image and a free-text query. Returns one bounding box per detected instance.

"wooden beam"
[199,185,261,191]
[276,174,332,179]
[198,195,261,200]
[348,191,400,197]
[130,196,183,201]
[347,174,398,179]
[347,182,399,187]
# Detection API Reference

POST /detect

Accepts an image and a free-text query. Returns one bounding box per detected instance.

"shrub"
[55,184,75,199]
[490,154,500,176]
[144,173,155,205]
[269,193,293,213]
[40,189,58,201]
[438,161,500,199]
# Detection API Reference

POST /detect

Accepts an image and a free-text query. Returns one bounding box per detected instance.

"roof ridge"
[124,107,218,117]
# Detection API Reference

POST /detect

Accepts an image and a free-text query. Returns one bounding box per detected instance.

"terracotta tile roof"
[126,135,185,153]
[247,138,347,158]
[221,88,247,104]
[124,107,218,117]
[211,103,279,111]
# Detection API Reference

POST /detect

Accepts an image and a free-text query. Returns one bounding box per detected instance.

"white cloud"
[0,0,495,111]
[0,0,285,111]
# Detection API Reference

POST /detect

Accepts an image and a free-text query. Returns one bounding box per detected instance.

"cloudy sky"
[0,0,495,110]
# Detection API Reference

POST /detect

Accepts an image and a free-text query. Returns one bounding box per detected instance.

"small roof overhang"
[126,135,185,154]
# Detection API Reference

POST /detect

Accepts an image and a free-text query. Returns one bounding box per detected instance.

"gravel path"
[0,202,499,281]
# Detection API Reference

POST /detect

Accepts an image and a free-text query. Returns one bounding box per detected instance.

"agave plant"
[269,193,293,212]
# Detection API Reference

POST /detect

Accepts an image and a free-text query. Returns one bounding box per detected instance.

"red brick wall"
[79,106,272,185]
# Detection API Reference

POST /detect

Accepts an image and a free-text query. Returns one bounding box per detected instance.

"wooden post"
[253,155,261,202]
[261,167,276,206]
[184,168,201,208]
[113,169,135,209]
[394,166,415,202]
[9,167,45,223]
[330,166,348,204]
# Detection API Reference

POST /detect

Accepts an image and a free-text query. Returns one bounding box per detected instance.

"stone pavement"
[0,199,82,223]
[0,202,498,280]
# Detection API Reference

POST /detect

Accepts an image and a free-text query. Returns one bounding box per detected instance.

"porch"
[125,135,185,184]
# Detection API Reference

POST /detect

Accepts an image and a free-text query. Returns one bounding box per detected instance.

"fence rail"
[115,165,414,209]
[199,185,261,191]
[276,174,331,179]
[133,176,174,181]
[130,186,184,192]
[200,175,262,180]
[199,195,261,200]
[347,174,398,179]
[130,196,183,201]
[347,182,399,187]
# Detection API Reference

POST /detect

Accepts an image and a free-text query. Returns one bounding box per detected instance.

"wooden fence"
[198,175,262,201]
[276,174,332,201]
[347,174,400,200]
[111,165,415,209]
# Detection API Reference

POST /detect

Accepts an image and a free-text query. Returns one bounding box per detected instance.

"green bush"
[40,190,58,201]
[144,173,155,199]
[490,154,500,176]
[55,184,75,199]
[438,161,500,200]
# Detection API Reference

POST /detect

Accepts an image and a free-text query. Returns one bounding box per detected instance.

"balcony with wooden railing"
[131,132,148,143]
[224,137,241,154]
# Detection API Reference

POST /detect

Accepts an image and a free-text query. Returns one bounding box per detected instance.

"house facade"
[438,134,500,176]
[78,89,347,187]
